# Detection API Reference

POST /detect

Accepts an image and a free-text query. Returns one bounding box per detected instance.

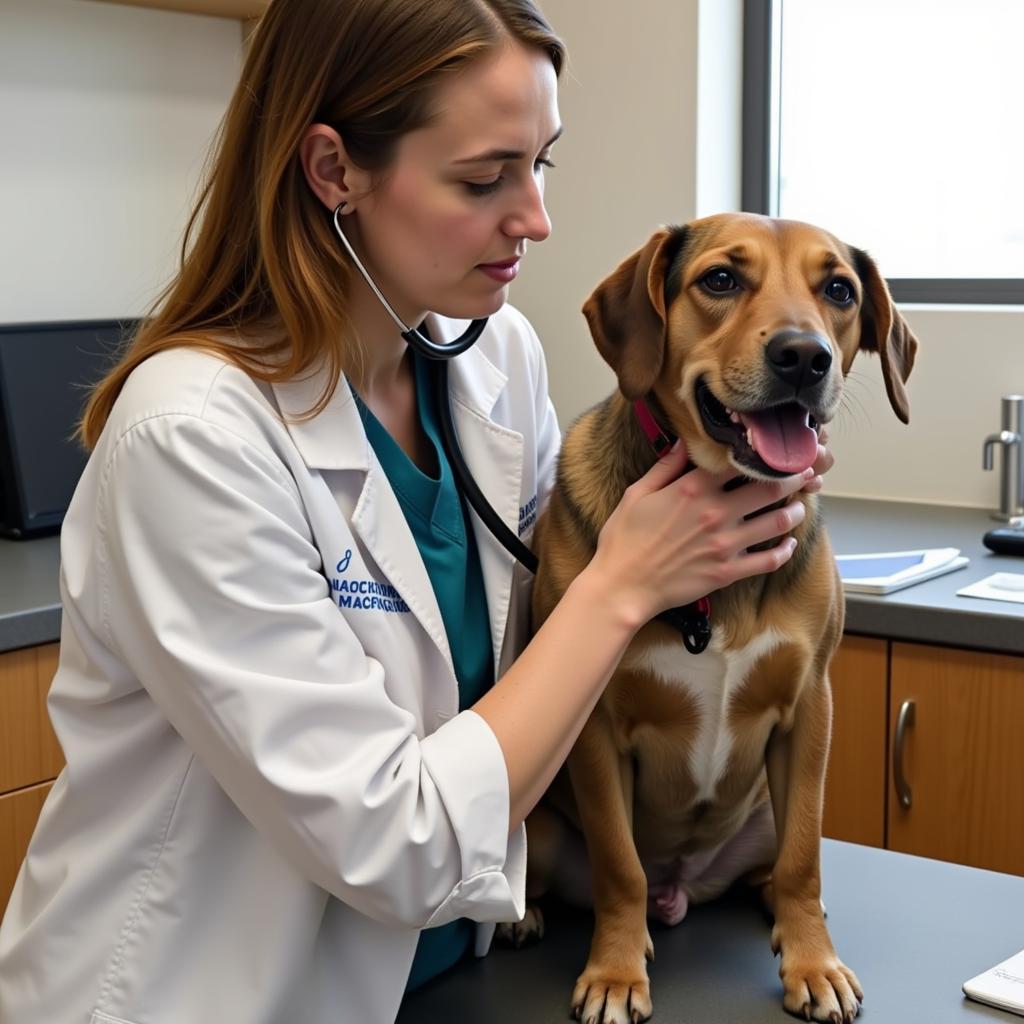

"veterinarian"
[0,2,832,1022]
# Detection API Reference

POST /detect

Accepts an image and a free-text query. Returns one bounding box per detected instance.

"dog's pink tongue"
[738,407,818,474]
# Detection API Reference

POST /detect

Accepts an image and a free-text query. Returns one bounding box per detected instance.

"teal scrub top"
[351,352,494,992]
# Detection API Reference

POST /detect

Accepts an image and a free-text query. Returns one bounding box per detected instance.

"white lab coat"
[0,305,560,1024]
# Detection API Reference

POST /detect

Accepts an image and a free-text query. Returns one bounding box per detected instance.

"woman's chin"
[432,289,508,321]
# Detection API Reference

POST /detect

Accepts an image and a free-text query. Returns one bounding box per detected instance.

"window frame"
[741,0,1024,305]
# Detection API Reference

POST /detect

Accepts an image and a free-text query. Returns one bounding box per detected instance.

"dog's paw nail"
[803,1003,812,1021]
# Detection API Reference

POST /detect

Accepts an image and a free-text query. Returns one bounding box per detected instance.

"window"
[742,0,1024,303]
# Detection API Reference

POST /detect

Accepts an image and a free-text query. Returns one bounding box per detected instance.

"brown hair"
[79,0,564,448]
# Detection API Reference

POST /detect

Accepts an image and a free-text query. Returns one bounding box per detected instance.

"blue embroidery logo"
[518,494,538,536]
[330,549,410,614]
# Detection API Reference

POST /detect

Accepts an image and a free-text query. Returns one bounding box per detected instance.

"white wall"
[0,0,242,320]
[512,0,747,431]
[510,0,704,431]
[513,0,1024,512]
[3,0,1022,511]
[824,306,1024,508]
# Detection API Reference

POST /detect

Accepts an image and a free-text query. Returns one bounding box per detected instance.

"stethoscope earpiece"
[330,202,488,360]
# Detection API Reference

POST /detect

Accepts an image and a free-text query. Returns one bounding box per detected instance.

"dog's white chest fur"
[627,628,785,802]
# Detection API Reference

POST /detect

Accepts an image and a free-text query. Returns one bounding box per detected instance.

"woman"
[0,2,828,1022]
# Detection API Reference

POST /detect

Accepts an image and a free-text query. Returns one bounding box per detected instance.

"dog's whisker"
[833,373,874,433]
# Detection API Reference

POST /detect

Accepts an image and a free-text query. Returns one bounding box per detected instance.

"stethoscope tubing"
[332,203,488,360]
[431,359,540,574]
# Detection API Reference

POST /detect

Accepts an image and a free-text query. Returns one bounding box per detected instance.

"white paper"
[964,947,1024,1016]
[958,572,1024,605]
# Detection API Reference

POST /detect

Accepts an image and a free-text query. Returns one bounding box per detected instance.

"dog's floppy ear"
[850,247,919,424]
[582,226,688,400]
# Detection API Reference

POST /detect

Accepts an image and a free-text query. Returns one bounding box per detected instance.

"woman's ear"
[299,124,373,213]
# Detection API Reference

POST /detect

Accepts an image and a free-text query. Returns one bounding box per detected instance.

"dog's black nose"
[765,330,833,391]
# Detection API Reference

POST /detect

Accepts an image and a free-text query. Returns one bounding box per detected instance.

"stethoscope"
[331,203,714,654]
[332,202,539,574]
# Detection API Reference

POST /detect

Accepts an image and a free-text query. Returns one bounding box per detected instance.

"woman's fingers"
[729,536,800,582]
[596,450,817,618]
[734,495,807,550]
[801,472,825,494]
[726,468,814,520]
[803,427,834,491]
[811,442,833,476]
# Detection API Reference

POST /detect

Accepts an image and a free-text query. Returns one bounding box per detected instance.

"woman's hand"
[801,426,833,494]
[586,440,812,630]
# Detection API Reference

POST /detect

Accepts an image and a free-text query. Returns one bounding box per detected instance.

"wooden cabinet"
[0,782,54,917]
[888,643,1024,876]
[823,635,888,849]
[0,645,63,916]
[823,636,1024,876]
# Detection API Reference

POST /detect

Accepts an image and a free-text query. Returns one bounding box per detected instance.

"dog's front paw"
[570,957,653,1024]
[771,924,863,1023]
[495,903,545,948]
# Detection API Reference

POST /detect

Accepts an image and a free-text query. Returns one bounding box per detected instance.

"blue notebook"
[835,548,969,594]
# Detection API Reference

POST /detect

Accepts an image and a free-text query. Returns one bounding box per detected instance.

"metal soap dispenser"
[983,395,1024,522]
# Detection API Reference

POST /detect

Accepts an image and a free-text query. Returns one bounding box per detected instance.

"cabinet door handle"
[893,699,916,809]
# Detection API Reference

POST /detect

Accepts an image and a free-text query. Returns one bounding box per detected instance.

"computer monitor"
[0,320,134,538]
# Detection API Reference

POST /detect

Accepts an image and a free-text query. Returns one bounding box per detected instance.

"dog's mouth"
[696,378,821,478]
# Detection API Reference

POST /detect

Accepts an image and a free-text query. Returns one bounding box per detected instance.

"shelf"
[85,0,269,19]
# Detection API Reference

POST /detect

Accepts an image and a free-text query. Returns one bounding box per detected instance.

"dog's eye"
[701,268,739,294]
[825,278,855,305]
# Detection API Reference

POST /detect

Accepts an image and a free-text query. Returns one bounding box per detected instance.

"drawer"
[0,645,64,793]
[0,780,53,916]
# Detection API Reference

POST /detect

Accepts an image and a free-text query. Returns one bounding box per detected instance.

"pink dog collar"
[633,399,676,458]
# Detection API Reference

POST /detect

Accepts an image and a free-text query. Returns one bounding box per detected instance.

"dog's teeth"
[729,411,741,424]
[746,429,756,451]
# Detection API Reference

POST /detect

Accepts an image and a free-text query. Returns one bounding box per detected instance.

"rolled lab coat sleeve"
[418,712,525,928]
[94,411,522,929]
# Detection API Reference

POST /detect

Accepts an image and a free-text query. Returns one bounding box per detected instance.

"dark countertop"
[0,533,60,653]
[2,497,1024,656]
[397,839,1024,1023]
[822,497,1024,656]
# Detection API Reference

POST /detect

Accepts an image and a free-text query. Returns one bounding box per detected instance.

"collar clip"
[633,399,677,458]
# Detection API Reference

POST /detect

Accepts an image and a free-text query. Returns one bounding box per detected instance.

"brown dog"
[511,213,917,1023]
